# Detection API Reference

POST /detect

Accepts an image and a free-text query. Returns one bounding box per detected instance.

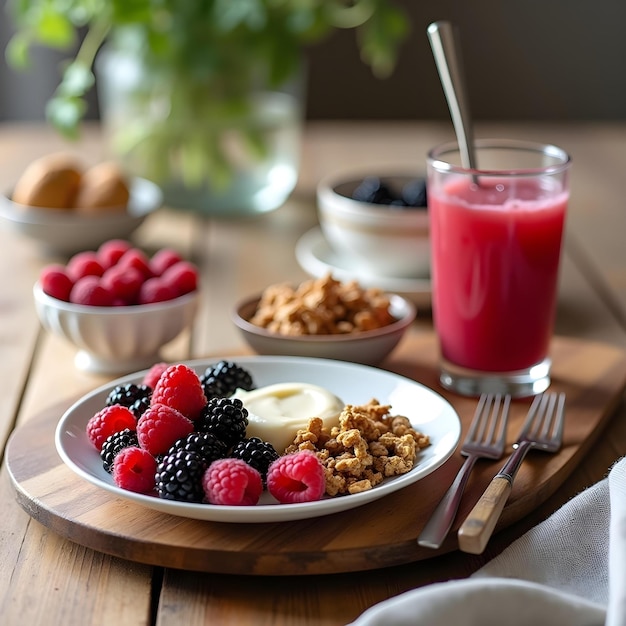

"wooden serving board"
[6,334,626,576]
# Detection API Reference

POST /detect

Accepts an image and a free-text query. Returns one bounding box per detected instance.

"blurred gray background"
[2,0,625,122]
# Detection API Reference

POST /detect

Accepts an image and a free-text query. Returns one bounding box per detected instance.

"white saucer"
[295,227,431,307]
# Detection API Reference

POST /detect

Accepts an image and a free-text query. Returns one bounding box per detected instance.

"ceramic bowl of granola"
[231,275,416,365]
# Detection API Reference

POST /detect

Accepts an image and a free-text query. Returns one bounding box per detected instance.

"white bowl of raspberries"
[33,239,200,374]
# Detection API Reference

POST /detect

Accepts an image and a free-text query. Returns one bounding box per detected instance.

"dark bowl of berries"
[33,239,200,375]
[316,172,430,279]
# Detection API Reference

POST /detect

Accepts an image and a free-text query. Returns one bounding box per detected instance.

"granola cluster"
[249,274,396,336]
[285,399,430,496]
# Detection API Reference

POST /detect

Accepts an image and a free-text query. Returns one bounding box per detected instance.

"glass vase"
[95,46,303,217]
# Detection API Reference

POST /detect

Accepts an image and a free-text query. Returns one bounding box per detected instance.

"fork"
[418,393,511,549]
[457,391,566,554]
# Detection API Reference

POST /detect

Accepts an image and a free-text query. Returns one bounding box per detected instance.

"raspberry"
[101,428,139,473]
[39,264,73,301]
[100,264,143,304]
[117,247,153,279]
[155,450,206,502]
[266,450,326,504]
[136,402,194,455]
[142,362,169,389]
[97,239,132,269]
[202,458,263,506]
[66,251,105,282]
[112,446,157,493]
[161,261,198,297]
[150,248,183,276]
[86,404,137,451]
[151,364,207,421]
[196,397,248,449]
[137,277,179,304]
[70,275,114,306]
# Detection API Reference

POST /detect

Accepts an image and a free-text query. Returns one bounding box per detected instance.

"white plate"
[295,227,432,307]
[55,355,460,523]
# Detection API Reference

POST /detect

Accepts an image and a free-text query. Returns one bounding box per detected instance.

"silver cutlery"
[418,393,511,549]
[458,391,566,554]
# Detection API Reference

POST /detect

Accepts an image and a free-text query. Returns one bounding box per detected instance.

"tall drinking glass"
[427,139,571,397]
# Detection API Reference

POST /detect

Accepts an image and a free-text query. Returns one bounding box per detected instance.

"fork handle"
[457,441,533,554]
[456,476,512,554]
[417,454,478,549]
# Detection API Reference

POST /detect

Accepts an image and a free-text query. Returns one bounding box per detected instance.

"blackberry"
[130,395,151,419]
[200,361,254,399]
[106,383,152,412]
[196,397,248,449]
[100,428,139,473]
[200,375,229,401]
[401,178,427,207]
[230,437,279,484]
[168,432,226,466]
[155,450,206,503]
[351,176,427,208]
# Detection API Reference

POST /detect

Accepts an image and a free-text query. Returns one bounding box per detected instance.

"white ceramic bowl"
[33,282,199,375]
[316,172,430,279]
[1,177,162,256]
[232,293,415,366]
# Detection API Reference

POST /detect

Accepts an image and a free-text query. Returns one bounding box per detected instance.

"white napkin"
[350,456,626,626]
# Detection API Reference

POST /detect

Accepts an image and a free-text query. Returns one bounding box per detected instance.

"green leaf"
[45,95,87,139]
[5,33,32,69]
[214,0,267,31]
[357,4,409,77]
[35,9,76,48]
[58,61,95,96]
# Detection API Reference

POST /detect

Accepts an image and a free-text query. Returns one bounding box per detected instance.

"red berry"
[66,251,105,282]
[100,264,143,304]
[142,362,169,389]
[70,275,114,306]
[150,248,183,276]
[266,450,326,504]
[150,364,206,421]
[98,239,133,269]
[86,404,137,451]
[202,458,263,506]
[117,248,153,279]
[112,446,157,493]
[137,277,178,304]
[161,261,198,296]
[39,264,73,301]
[136,402,194,455]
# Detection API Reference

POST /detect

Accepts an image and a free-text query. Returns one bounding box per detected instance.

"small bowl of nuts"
[232,274,416,366]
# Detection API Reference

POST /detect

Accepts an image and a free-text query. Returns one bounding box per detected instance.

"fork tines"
[466,393,511,447]
[519,392,566,443]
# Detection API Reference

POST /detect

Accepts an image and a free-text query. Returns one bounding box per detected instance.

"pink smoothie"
[429,177,568,372]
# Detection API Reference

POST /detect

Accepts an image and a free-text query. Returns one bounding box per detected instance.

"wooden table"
[1,121,626,625]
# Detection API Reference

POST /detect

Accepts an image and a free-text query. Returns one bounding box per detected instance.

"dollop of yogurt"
[233,382,343,453]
